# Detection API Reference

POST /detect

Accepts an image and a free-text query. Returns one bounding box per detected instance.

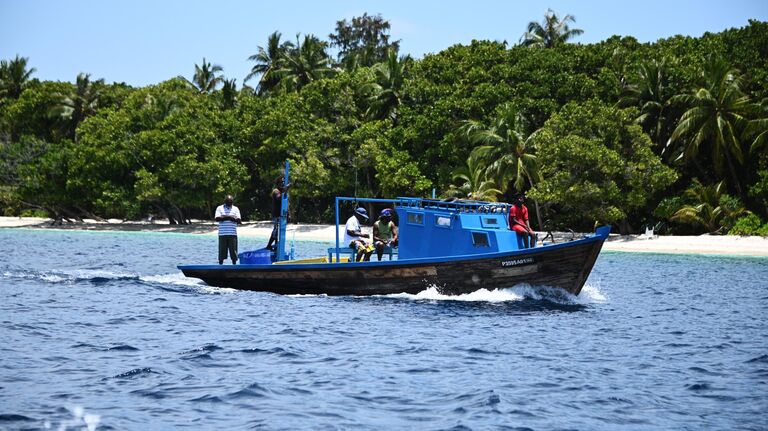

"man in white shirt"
[344,207,373,262]
[215,195,241,264]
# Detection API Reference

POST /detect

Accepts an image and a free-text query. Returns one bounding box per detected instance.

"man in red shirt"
[509,193,535,248]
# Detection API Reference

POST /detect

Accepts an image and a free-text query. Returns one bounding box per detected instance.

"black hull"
[179,235,606,296]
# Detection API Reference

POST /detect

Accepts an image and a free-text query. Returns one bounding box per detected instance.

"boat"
[178,162,610,296]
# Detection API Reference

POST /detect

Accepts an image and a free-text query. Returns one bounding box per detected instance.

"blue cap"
[380,209,392,217]
[354,207,369,219]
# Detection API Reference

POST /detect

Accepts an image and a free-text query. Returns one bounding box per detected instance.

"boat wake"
[2,268,140,284]
[1,268,207,289]
[388,282,607,305]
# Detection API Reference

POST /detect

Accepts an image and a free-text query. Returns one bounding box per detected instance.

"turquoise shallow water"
[1,228,767,430]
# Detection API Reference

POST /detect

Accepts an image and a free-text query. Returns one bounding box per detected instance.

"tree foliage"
[521,9,584,48]
[530,100,677,231]
[670,180,749,233]
[0,55,36,102]
[329,13,400,69]
[0,17,766,233]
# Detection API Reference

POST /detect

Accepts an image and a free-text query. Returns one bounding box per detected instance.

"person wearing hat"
[373,208,398,261]
[344,207,373,262]
[509,193,535,249]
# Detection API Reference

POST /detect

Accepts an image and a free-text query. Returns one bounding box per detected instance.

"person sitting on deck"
[509,193,536,249]
[373,208,398,261]
[344,207,373,262]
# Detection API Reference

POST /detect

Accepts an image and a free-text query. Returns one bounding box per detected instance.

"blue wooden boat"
[178,163,610,296]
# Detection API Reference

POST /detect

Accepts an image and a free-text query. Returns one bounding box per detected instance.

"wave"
[2,268,139,284]
[1,267,216,290]
[140,272,204,287]
[386,282,608,305]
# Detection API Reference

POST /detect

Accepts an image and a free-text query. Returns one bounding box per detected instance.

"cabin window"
[406,212,424,225]
[435,215,451,228]
[471,232,490,247]
[481,217,500,228]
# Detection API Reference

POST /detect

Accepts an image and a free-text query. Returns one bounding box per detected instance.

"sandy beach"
[2,216,767,257]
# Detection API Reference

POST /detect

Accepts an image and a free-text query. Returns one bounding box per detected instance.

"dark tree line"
[1,13,766,235]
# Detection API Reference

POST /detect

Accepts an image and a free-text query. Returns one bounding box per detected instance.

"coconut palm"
[245,31,293,96]
[49,73,103,141]
[360,50,410,122]
[447,148,503,201]
[274,34,336,93]
[671,180,749,234]
[0,55,36,101]
[460,104,543,227]
[520,9,583,48]
[190,58,223,93]
[221,78,237,109]
[745,100,768,156]
[670,55,762,201]
[618,58,676,155]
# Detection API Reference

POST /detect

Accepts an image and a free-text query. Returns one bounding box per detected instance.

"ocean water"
[0,228,766,430]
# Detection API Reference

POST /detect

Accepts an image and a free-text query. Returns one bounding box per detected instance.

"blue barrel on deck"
[238,248,272,264]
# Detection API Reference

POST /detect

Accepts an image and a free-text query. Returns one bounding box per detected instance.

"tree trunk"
[162,205,177,225]
[532,198,544,232]
[618,219,634,235]
[73,205,106,222]
[170,204,187,225]
[723,149,747,203]
[524,173,544,231]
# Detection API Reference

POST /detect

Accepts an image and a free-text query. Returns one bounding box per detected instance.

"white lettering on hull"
[500,257,535,267]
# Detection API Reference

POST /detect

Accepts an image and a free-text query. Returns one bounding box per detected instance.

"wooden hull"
[178,229,608,296]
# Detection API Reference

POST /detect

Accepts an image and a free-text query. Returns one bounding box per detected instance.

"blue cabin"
[394,198,532,259]
[331,197,535,262]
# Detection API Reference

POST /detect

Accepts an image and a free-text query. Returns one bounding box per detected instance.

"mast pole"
[276,160,290,262]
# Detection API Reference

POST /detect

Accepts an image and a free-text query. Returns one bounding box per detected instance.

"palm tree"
[245,31,293,96]
[745,99,768,157]
[618,58,675,155]
[142,93,181,121]
[360,50,410,122]
[670,55,762,201]
[447,148,503,201]
[49,73,103,141]
[460,104,543,228]
[189,58,223,93]
[274,34,336,93]
[0,54,36,100]
[221,78,237,109]
[671,180,749,233]
[520,9,583,48]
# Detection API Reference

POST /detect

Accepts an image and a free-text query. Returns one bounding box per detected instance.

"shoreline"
[2,216,767,257]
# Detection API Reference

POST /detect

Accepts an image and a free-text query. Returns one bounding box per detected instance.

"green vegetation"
[1,12,767,235]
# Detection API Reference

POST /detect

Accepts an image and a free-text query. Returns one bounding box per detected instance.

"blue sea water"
[0,228,767,430]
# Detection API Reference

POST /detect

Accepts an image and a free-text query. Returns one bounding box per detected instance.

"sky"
[1,0,767,87]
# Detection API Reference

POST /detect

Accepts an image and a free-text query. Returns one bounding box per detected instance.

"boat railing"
[396,197,511,214]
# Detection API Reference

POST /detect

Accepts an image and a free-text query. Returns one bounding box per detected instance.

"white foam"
[194,285,238,295]
[388,283,608,304]
[388,285,525,302]
[141,272,204,287]
[45,405,101,431]
[577,282,608,304]
[141,272,239,294]
[70,269,137,280]
[40,274,68,283]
